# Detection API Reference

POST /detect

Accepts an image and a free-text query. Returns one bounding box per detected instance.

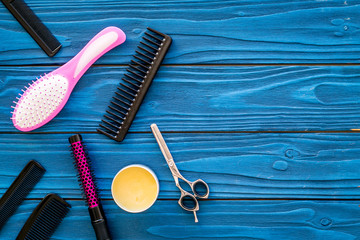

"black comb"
[97,27,172,142]
[0,160,45,230]
[1,0,61,57]
[16,193,71,240]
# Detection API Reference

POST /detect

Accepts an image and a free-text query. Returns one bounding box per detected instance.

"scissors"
[151,124,209,222]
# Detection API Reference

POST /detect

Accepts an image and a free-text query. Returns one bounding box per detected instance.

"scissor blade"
[151,124,174,162]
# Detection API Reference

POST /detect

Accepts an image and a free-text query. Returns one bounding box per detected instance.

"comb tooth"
[106,110,122,119]
[115,89,134,102]
[109,105,127,115]
[111,98,130,111]
[123,77,141,88]
[147,27,166,35]
[145,31,164,42]
[112,96,131,108]
[133,55,152,65]
[140,41,158,51]
[124,74,143,84]
[138,45,156,56]
[101,119,119,130]
[123,77,141,89]
[136,50,154,61]
[97,128,117,139]
[104,114,124,124]
[99,123,118,134]
[117,86,136,98]
[129,64,148,75]
[120,83,138,94]
[131,59,150,70]
[113,92,131,107]
[143,36,161,47]
[127,69,145,80]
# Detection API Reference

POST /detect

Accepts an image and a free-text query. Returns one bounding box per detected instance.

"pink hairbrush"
[11,27,126,132]
[69,134,111,240]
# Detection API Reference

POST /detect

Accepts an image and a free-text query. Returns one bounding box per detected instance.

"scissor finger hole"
[180,195,197,211]
[193,181,209,198]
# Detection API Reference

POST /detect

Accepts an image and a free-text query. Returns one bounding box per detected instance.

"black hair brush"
[97,27,172,142]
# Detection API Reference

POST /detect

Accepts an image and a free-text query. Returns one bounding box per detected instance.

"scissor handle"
[178,192,199,222]
[190,179,210,199]
[178,193,199,211]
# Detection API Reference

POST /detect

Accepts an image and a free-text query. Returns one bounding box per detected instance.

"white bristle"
[13,74,68,129]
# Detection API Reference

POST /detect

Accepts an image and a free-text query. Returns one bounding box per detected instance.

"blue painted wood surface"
[1,133,360,199]
[1,200,360,240]
[1,66,360,132]
[1,0,360,239]
[0,0,359,64]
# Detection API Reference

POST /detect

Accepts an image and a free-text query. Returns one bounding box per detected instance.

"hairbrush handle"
[58,27,126,86]
[69,134,112,240]
[89,206,111,240]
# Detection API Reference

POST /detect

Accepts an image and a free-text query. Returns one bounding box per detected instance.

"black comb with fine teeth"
[0,160,45,231]
[16,193,70,240]
[97,27,172,142]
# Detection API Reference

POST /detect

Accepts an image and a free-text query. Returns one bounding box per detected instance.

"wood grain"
[0,133,360,199]
[1,1,360,239]
[1,199,359,240]
[1,66,360,132]
[0,0,359,64]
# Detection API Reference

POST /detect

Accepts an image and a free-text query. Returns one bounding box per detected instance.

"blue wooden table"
[1,0,360,239]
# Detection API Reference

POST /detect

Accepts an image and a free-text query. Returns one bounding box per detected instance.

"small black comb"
[1,0,62,57]
[97,27,172,142]
[0,160,45,230]
[16,193,71,240]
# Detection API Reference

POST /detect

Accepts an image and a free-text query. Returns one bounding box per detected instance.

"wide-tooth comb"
[97,27,172,142]
[69,134,111,240]
[16,193,71,240]
[0,160,45,230]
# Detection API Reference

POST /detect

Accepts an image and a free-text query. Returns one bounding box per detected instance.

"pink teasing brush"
[71,141,99,208]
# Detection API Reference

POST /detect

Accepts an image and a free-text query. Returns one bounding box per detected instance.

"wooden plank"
[1,199,359,239]
[0,0,359,64]
[1,66,360,132]
[0,132,360,199]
